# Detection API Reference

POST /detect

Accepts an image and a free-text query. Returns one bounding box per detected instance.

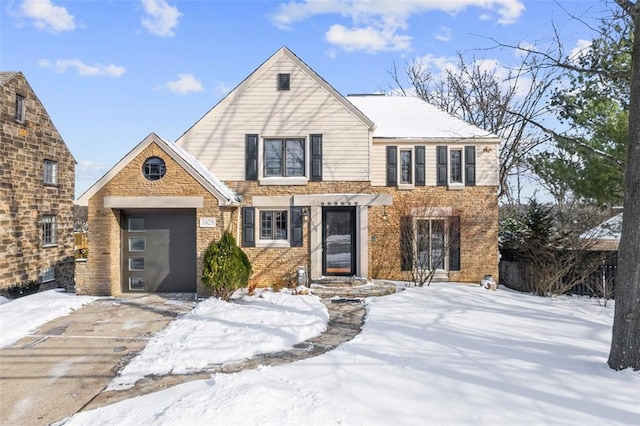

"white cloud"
[164,74,204,94]
[326,24,411,53]
[76,160,111,181]
[212,81,232,96]
[434,26,451,42]
[141,0,181,37]
[38,59,126,77]
[569,39,591,63]
[19,0,75,33]
[271,0,525,52]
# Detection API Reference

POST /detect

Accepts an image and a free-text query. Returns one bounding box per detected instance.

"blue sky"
[0,0,611,197]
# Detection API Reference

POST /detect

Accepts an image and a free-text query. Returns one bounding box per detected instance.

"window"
[42,267,55,283]
[129,277,145,291]
[128,218,144,232]
[400,149,412,184]
[277,73,290,90]
[128,237,145,251]
[42,215,57,246]
[142,157,166,181]
[416,219,446,270]
[43,160,57,185]
[450,149,463,183]
[264,138,305,177]
[15,94,24,122]
[129,257,145,271]
[260,210,288,240]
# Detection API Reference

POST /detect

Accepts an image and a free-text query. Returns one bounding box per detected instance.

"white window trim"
[255,207,291,248]
[258,137,309,186]
[414,216,449,272]
[449,148,463,185]
[399,148,414,189]
[42,215,57,247]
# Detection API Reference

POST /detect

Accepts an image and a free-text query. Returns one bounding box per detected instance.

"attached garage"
[76,133,240,297]
[122,210,196,293]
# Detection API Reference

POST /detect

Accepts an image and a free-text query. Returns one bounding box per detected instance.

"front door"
[322,207,356,276]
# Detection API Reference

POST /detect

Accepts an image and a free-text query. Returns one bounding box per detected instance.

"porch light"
[382,205,388,221]
[302,207,309,223]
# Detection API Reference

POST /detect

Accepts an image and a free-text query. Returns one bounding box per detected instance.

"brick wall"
[368,186,499,283]
[0,73,75,294]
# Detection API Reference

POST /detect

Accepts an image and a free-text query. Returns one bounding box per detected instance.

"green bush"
[202,232,252,301]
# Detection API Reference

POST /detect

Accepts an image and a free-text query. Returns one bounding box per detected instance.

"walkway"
[81,299,366,411]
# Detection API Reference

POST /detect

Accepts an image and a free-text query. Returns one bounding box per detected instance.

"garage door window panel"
[129,257,145,271]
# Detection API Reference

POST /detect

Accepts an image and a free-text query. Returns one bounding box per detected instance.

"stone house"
[76,47,499,296]
[0,72,76,295]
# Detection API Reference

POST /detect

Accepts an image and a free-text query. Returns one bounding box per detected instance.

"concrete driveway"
[0,294,197,426]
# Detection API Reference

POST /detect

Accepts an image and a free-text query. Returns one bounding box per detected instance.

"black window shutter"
[437,146,447,186]
[387,146,397,187]
[290,207,303,247]
[242,207,255,247]
[400,216,414,271]
[310,134,322,182]
[415,146,425,186]
[245,134,258,181]
[449,216,461,271]
[465,146,476,186]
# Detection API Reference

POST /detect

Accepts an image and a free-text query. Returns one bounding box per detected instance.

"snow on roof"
[582,213,623,241]
[347,94,499,139]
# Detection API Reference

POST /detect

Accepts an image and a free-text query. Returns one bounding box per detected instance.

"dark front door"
[322,207,356,276]
[122,210,196,292]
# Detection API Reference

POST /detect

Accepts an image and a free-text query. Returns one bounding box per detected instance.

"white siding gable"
[177,48,373,182]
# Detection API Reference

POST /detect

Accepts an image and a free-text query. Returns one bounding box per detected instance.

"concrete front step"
[310,280,397,299]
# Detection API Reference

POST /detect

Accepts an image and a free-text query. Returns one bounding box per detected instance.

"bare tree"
[389,53,557,203]
[393,197,460,287]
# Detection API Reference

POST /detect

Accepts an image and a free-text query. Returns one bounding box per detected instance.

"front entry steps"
[309,277,397,299]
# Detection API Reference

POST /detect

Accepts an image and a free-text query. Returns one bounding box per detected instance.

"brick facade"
[77,142,236,296]
[0,72,75,295]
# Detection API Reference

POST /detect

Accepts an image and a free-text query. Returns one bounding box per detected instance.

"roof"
[583,213,623,241]
[0,72,19,86]
[347,94,499,140]
[77,133,238,206]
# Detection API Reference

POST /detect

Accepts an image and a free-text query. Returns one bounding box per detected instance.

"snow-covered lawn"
[0,289,97,348]
[109,291,329,390]
[59,283,638,426]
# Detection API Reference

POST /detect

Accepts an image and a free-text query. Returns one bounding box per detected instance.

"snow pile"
[108,290,328,390]
[64,284,639,425]
[0,289,97,348]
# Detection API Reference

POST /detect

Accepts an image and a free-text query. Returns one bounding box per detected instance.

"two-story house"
[76,47,499,296]
[0,72,76,295]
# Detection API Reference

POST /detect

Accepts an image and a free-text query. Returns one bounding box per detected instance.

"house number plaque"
[199,218,216,228]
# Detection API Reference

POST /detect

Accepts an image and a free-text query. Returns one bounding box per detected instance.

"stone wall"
[0,73,75,294]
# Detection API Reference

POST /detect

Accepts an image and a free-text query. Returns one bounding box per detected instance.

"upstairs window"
[43,160,58,185]
[260,210,288,240]
[400,149,412,184]
[15,94,25,122]
[264,138,305,177]
[42,215,57,246]
[450,149,463,184]
[277,73,290,91]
